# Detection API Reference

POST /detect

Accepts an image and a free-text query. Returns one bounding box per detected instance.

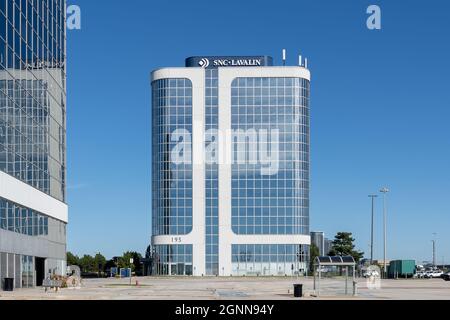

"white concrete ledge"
[0,171,68,222]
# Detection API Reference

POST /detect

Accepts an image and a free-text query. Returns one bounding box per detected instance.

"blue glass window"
[152,78,193,236]
[231,77,310,236]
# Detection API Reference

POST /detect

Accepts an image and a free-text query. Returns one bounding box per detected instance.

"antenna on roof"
[298,54,302,67]
[305,58,308,69]
[282,49,286,66]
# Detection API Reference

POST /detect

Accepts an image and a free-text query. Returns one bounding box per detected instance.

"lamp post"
[380,187,389,276]
[432,233,437,268]
[368,195,378,264]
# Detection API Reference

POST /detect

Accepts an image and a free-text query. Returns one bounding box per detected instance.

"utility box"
[110,267,118,277]
[388,260,416,279]
[120,268,132,278]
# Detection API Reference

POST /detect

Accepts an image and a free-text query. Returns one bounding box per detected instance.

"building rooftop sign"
[185,56,273,69]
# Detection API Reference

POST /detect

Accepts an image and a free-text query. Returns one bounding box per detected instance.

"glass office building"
[311,231,325,256]
[151,56,310,276]
[0,0,68,288]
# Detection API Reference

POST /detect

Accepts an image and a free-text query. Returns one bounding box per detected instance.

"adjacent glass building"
[0,0,68,288]
[151,56,311,276]
[311,231,325,256]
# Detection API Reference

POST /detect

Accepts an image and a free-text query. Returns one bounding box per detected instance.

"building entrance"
[35,257,46,286]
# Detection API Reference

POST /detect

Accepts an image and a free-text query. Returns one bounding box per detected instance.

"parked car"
[363,270,380,278]
[318,267,329,273]
[415,271,426,278]
[433,270,444,278]
[441,272,450,281]
[431,270,444,278]
[424,270,444,278]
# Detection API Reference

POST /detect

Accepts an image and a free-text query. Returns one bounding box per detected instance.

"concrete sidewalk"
[1,277,449,300]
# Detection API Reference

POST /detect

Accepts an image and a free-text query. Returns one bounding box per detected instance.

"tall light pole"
[432,233,437,268]
[368,195,378,264]
[380,187,389,276]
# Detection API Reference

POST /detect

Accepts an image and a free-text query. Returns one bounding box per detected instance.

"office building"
[151,55,310,276]
[310,231,325,256]
[324,238,333,256]
[0,0,68,288]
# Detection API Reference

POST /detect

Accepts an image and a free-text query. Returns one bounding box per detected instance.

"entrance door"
[35,257,45,287]
[177,263,185,275]
[185,264,193,276]
[170,263,177,276]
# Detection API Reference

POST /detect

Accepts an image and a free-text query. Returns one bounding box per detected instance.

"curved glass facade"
[232,244,307,276]
[230,77,310,236]
[152,78,193,236]
[153,244,193,276]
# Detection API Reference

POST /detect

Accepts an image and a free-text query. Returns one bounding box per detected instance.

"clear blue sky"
[67,0,450,264]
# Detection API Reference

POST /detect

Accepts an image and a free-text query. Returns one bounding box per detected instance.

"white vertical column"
[218,69,233,276]
[191,70,206,276]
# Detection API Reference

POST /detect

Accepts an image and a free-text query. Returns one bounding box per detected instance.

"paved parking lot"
[1,277,449,300]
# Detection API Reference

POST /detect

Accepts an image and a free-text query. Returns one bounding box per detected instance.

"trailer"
[388,260,416,279]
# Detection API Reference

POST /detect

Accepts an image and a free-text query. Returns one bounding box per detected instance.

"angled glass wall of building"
[0,197,65,239]
[0,0,67,288]
[0,0,67,202]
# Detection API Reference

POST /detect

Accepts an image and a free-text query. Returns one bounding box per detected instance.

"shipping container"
[388,260,416,278]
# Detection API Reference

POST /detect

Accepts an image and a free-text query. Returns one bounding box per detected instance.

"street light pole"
[432,233,437,268]
[368,195,378,265]
[431,240,436,268]
[380,187,389,276]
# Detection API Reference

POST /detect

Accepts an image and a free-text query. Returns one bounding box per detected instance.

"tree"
[104,258,118,274]
[328,232,364,263]
[131,252,143,274]
[67,251,80,266]
[94,253,107,273]
[79,254,96,273]
[121,251,143,273]
[67,251,145,275]
[309,243,320,272]
[145,245,152,259]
